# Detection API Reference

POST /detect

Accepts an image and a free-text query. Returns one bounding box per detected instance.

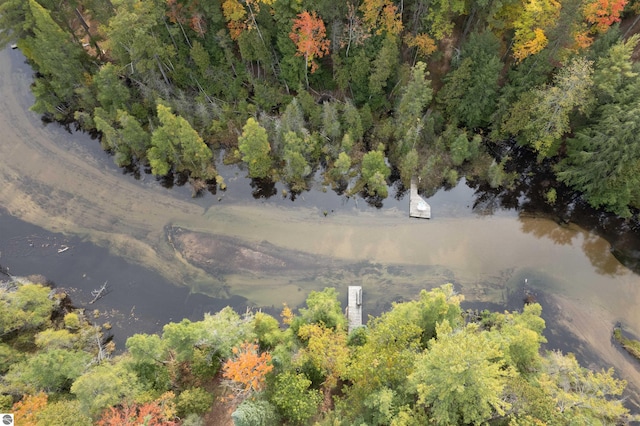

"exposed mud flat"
[168,226,324,275]
[550,293,640,412]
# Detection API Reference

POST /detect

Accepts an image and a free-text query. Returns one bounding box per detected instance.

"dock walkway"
[347,286,363,333]
[409,178,431,219]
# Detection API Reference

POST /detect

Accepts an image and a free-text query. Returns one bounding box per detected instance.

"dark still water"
[0,211,250,349]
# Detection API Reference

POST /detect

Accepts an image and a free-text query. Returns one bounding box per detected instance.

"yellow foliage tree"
[360,0,403,36]
[512,0,560,62]
[222,0,246,39]
[404,33,438,57]
[513,28,549,62]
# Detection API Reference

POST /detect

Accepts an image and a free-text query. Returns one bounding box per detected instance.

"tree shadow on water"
[250,178,277,199]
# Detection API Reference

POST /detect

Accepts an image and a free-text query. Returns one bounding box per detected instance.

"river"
[1,46,639,410]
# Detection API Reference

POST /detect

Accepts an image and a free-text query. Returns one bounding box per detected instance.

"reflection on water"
[0,212,251,350]
[1,46,640,408]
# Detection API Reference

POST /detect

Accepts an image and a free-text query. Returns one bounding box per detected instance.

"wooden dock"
[409,178,431,219]
[347,286,363,333]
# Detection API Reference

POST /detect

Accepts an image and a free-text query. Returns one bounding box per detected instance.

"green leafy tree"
[103,0,174,84]
[160,319,206,363]
[414,283,464,345]
[252,312,284,350]
[93,64,131,117]
[238,117,273,179]
[341,101,364,144]
[34,399,92,426]
[368,36,400,108]
[125,333,170,392]
[71,361,143,417]
[343,301,423,421]
[270,371,322,425]
[232,399,279,426]
[0,0,30,48]
[0,283,54,336]
[556,100,640,217]
[297,323,349,392]
[487,303,547,374]
[176,387,214,417]
[94,108,150,167]
[538,351,629,423]
[331,151,352,183]
[3,349,91,393]
[321,101,341,143]
[361,149,391,198]
[281,131,313,191]
[425,0,467,40]
[410,321,514,425]
[295,287,346,330]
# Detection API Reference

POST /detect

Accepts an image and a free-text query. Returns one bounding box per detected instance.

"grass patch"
[613,326,640,361]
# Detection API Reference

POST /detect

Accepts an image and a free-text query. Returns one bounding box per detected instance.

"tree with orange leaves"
[289,11,330,86]
[222,341,273,399]
[584,0,628,33]
[12,392,48,426]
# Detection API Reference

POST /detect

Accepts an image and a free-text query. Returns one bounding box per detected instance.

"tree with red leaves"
[97,396,178,426]
[289,11,330,86]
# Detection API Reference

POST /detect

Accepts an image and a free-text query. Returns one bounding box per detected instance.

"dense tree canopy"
[3,0,640,215]
[0,278,637,425]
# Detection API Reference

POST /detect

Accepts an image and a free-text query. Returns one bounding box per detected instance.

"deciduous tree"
[222,342,273,399]
[361,149,391,198]
[511,0,561,62]
[71,362,143,417]
[270,371,322,425]
[359,0,403,36]
[583,0,627,33]
[289,11,330,85]
[410,322,513,425]
[238,117,272,179]
[12,392,48,426]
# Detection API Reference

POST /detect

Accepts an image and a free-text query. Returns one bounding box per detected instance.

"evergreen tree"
[437,31,501,129]
[556,37,640,217]
[148,103,213,179]
[502,57,594,159]
[20,0,89,118]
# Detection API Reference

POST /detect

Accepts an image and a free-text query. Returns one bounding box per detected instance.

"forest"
[1,0,640,216]
[1,278,638,425]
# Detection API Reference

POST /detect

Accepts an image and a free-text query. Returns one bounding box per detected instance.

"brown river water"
[0,47,639,410]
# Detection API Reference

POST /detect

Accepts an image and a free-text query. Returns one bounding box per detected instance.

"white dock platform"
[409,179,431,219]
[347,286,363,333]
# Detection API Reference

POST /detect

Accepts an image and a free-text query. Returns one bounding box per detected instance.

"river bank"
[2,43,640,413]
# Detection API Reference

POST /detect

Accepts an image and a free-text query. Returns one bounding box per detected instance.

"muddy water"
[1,47,640,408]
